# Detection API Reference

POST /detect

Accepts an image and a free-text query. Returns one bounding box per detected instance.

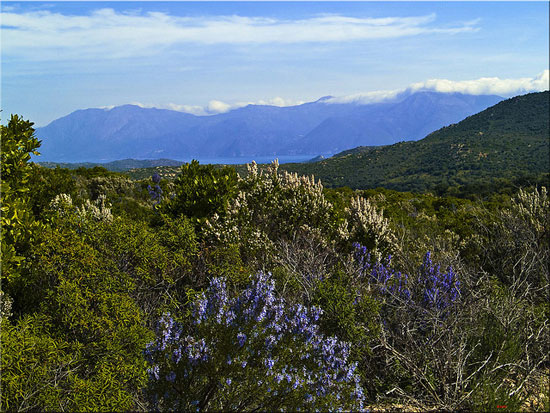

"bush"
[206,161,395,286]
[145,272,365,411]
[164,160,238,225]
[353,244,548,410]
[1,315,77,411]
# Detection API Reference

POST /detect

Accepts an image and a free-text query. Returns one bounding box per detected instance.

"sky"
[1,1,549,126]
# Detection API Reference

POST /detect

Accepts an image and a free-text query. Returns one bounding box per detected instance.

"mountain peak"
[315,96,335,103]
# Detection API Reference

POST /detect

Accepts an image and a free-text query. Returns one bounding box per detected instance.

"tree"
[1,115,45,290]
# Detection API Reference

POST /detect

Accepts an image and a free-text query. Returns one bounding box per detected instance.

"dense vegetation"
[284,91,549,196]
[1,112,549,411]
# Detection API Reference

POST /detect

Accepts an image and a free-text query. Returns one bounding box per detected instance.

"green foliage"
[1,115,46,285]
[164,160,239,225]
[1,314,77,412]
[201,243,252,288]
[27,165,79,217]
[4,100,549,411]
[11,224,152,410]
[313,269,380,359]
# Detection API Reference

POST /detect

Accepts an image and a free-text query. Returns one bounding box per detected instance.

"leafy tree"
[1,115,45,284]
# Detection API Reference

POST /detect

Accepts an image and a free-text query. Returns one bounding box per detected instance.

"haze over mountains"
[36,91,503,162]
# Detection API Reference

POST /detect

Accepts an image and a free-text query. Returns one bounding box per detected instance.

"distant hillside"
[283,91,549,194]
[35,92,503,162]
[38,158,184,172]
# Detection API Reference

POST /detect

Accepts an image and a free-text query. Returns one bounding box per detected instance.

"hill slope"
[283,91,549,193]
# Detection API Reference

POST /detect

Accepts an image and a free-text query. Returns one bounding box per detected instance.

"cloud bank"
[1,8,479,59]
[408,70,550,96]
[128,97,305,116]
[326,70,550,104]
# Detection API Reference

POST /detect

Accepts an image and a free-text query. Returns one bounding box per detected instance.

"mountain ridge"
[36,91,504,162]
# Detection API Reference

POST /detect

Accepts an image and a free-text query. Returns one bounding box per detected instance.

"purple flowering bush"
[145,272,364,411]
[354,244,460,317]
[147,174,163,208]
[354,243,468,407]
[353,242,544,410]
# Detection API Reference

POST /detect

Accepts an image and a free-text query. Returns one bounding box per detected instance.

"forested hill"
[283,91,549,194]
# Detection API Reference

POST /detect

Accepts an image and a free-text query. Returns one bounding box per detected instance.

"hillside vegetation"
[284,91,549,195]
[2,95,549,411]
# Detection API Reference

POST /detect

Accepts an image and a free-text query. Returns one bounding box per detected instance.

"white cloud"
[324,89,403,105]
[123,96,305,116]
[1,9,479,59]
[325,70,550,104]
[256,97,306,107]
[207,100,236,114]
[408,70,550,96]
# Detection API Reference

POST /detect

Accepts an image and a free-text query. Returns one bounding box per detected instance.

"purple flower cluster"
[147,174,163,205]
[353,242,411,300]
[419,252,460,310]
[145,272,364,411]
[353,243,460,312]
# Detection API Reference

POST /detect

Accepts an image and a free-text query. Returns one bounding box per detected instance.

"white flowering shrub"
[77,195,113,222]
[50,193,113,223]
[508,186,548,237]
[0,290,13,321]
[345,196,397,261]
[205,161,398,298]
[205,161,343,268]
[488,187,549,303]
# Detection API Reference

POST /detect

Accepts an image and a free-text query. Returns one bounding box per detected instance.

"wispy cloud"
[326,70,550,104]
[1,8,479,59]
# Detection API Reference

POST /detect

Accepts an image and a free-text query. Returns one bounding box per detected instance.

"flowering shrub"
[205,160,341,263]
[346,196,397,261]
[354,243,469,407]
[49,193,113,226]
[354,244,460,314]
[145,272,364,411]
[418,251,460,311]
[205,160,397,297]
[147,173,163,206]
[490,186,549,304]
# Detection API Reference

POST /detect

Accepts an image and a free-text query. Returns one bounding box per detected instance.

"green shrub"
[164,160,238,225]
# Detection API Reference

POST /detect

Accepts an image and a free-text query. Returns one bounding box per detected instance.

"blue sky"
[1,1,549,126]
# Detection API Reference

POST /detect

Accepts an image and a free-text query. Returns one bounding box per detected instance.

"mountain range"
[36,91,503,162]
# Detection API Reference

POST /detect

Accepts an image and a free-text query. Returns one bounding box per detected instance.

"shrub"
[145,272,365,411]
[345,196,397,261]
[1,315,77,411]
[353,244,547,410]
[164,160,238,224]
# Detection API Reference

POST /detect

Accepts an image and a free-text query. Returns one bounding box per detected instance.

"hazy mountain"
[36,92,504,162]
[283,91,549,193]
